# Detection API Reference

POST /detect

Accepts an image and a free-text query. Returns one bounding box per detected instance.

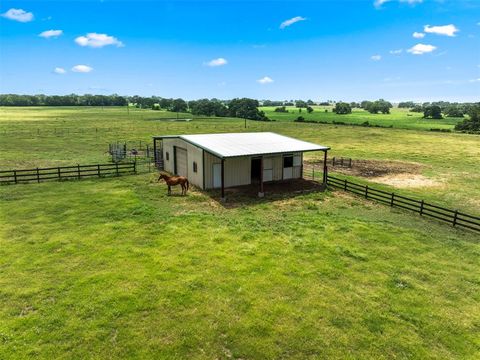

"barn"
[153,132,329,199]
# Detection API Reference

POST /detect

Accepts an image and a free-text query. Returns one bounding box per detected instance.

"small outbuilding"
[153,132,329,199]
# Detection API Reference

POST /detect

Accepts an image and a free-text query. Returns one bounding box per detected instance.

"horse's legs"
[181,183,185,195]
[168,185,171,195]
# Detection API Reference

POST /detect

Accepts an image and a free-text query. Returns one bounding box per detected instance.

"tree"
[364,99,392,114]
[445,105,464,118]
[410,105,423,113]
[228,98,269,121]
[333,102,352,114]
[171,98,188,112]
[306,106,314,113]
[423,105,443,119]
[455,103,480,132]
[398,101,416,108]
[274,106,288,113]
[295,100,307,108]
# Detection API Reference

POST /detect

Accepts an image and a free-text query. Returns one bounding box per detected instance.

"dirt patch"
[307,159,443,189]
[328,159,423,178]
[373,174,443,188]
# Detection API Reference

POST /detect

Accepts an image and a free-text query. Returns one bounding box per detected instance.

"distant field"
[0,106,479,359]
[0,106,478,213]
[261,106,461,131]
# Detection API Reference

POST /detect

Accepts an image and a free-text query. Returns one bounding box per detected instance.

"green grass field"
[261,106,462,131]
[0,107,479,358]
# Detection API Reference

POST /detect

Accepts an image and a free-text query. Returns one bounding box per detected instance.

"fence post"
[77,164,81,179]
[349,158,352,168]
[332,157,336,166]
[365,185,368,199]
[58,167,61,180]
[116,163,119,176]
[14,170,17,184]
[312,166,315,181]
[97,164,101,177]
[420,200,424,215]
[341,158,344,167]
[36,168,40,183]
[453,210,458,227]
[344,179,347,191]
[133,161,137,174]
[390,193,395,207]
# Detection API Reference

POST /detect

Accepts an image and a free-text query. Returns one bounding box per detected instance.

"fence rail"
[326,175,480,233]
[0,162,136,185]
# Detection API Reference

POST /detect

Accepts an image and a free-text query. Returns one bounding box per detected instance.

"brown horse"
[158,173,189,195]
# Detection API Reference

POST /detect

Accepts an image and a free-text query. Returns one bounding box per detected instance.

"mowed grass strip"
[0,175,479,359]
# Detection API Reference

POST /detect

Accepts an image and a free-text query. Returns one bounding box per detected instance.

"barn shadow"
[204,178,326,208]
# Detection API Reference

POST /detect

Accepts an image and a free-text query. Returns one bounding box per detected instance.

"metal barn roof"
[155,132,329,158]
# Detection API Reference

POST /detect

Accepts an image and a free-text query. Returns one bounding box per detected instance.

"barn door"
[283,155,293,179]
[213,163,222,188]
[176,147,188,177]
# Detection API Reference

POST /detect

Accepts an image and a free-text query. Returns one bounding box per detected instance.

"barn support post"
[221,158,225,202]
[258,156,265,198]
[323,150,328,186]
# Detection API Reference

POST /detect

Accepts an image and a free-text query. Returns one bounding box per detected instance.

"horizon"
[1,0,479,102]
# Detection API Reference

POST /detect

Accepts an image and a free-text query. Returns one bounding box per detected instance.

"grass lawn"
[261,106,462,131]
[1,175,479,359]
[0,106,479,358]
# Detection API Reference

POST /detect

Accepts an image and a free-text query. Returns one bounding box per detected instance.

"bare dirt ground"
[307,159,444,189]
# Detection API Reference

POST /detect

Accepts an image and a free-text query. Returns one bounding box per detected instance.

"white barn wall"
[163,138,305,190]
[162,138,204,189]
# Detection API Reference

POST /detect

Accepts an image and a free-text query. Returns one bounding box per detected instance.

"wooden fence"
[327,175,480,233]
[0,162,136,185]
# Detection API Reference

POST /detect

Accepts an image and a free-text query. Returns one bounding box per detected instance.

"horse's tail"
[186,179,189,191]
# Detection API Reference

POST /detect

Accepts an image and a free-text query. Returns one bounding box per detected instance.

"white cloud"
[1,8,34,22]
[413,32,425,38]
[75,33,124,48]
[371,55,382,61]
[205,58,228,67]
[424,24,459,37]
[257,76,274,84]
[53,67,66,74]
[72,65,93,73]
[39,29,63,38]
[389,49,403,54]
[374,0,422,8]
[280,16,306,29]
[407,43,437,55]
[469,78,480,83]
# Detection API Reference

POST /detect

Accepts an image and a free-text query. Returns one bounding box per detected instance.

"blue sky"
[0,0,479,101]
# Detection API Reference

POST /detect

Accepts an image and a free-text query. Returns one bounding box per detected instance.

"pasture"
[0,106,479,359]
[261,106,461,131]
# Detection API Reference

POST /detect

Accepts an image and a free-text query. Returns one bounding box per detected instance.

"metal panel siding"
[204,152,221,189]
[176,147,188,177]
[162,138,204,188]
[225,157,251,187]
[204,152,251,189]
[271,155,283,181]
